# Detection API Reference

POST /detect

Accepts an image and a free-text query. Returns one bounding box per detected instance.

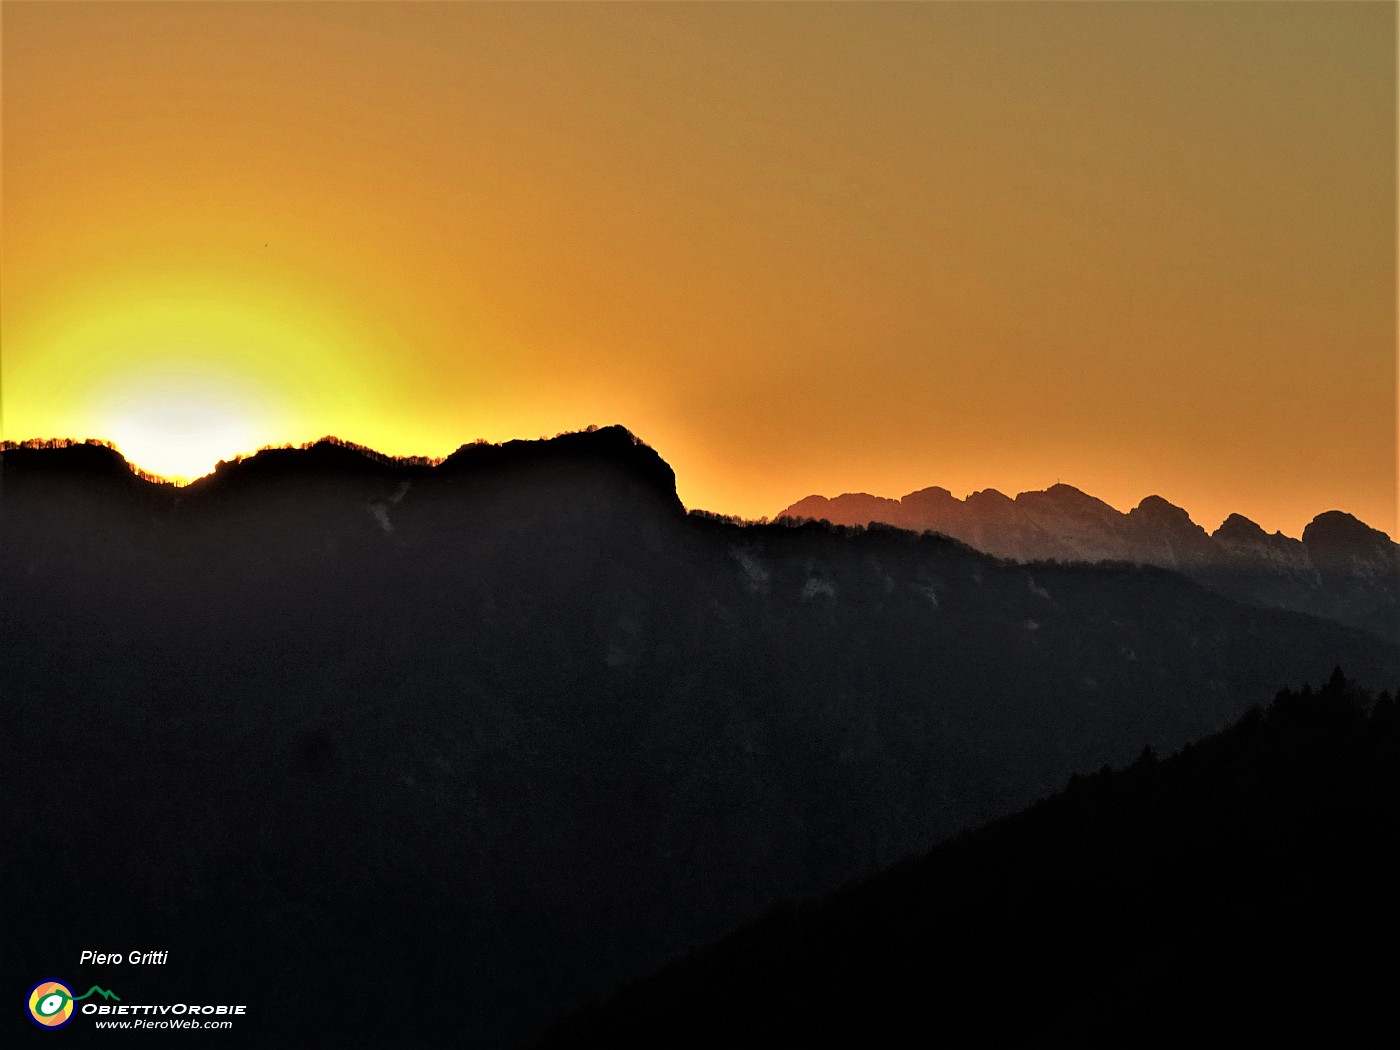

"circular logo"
[28,980,75,1029]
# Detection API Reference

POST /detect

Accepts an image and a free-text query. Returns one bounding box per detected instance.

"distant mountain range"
[779,485,1399,641]
[3,429,1397,1047]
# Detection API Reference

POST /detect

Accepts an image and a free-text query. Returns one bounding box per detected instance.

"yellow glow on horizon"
[4,267,405,481]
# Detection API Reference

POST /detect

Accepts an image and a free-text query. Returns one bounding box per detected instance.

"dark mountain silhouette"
[535,671,1398,1047]
[3,428,1398,1046]
[779,485,1399,641]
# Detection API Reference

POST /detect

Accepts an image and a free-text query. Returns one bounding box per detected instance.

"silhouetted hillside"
[3,429,1397,1046]
[778,485,1400,641]
[536,671,1398,1047]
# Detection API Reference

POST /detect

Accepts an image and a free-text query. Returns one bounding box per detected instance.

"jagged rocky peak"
[1131,494,1195,525]
[1015,485,1126,533]
[900,485,959,508]
[1303,510,1395,550]
[1122,495,1214,569]
[965,487,1014,507]
[1128,496,1212,543]
[779,491,904,527]
[897,487,963,531]
[780,493,838,516]
[1023,482,1103,507]
[1213,512,1269,544]
[1210,514,1310,569]
[833,491,900,505]
[904,485,955,500]
[1011,485,1127,558]
[1303,511,1399,582]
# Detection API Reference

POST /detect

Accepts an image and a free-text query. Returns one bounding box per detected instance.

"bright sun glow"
[100,369,263,482]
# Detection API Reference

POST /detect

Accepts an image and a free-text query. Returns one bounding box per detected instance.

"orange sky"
[3,2,1395,536]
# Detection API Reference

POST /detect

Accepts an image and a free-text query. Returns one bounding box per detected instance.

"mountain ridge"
[7,431,1394,642]
[5,427,1398,1046]
[5,435,1384,549]
[780,482,1383,547]
[778,484,1399,641]
[2,426,678,502]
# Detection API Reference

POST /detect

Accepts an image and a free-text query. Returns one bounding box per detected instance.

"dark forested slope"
[537,672,1399,1048]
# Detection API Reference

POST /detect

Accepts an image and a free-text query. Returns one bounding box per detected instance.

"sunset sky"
[3,1,1395,536]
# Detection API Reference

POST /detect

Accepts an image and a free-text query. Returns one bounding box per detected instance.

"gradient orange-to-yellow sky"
[3,1,1395,536]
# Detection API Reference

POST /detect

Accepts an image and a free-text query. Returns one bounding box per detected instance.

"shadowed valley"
[536,671,1398,1047]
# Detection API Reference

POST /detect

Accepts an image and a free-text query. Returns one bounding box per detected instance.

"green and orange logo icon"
[27,980,120,1029]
